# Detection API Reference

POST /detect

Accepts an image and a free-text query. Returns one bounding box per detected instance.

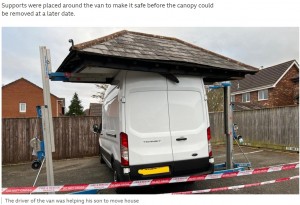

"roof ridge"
[263,59,296,69]
[74,30,128,50]
[73,30,258,71]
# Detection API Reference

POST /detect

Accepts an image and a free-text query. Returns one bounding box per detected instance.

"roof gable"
[2,78,60,99]
[232,60,298,94]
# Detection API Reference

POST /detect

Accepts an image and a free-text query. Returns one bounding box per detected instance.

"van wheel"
[99,146,105,164]
[112,161,120,182]
[100,154,105,164]
[113,169,118,182]
[112,161,126,194]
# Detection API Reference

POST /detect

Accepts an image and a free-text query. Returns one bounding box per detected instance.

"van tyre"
[99,146,105,164]
[113,169,118,182]
[113,162,120,181]
[112,161,126,194]
[100,154,105,164]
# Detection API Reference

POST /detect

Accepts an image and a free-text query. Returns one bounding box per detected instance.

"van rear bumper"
[118,157,214,181]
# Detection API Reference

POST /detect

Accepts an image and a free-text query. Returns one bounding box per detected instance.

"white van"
[93,71,214,182]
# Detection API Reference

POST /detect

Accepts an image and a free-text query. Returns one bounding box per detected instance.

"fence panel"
[209,106,299,148]
[2,116,101,164]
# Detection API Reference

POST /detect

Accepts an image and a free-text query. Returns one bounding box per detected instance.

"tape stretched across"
[168,175,299,194]
[2,162,299,194]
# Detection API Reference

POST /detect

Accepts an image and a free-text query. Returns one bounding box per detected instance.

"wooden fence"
[2,106,299,164]
[2,116,101,164]
[210,106,299,149]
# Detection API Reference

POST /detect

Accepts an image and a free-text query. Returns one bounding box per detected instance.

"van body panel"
[101,89,120,164]
[101,72,124,164]
[167,77,209,161]
[125,72,173,165]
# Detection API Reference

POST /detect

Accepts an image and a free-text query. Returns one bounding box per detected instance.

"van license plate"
[138,166,170,175]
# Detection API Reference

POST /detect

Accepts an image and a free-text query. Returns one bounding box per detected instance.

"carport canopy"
[50,30,259,84]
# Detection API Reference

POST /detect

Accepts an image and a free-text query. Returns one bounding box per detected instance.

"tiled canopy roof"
[56,30,258,82]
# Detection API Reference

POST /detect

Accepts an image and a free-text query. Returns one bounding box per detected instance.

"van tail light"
[120,132,129,166]
[207,127,213,157]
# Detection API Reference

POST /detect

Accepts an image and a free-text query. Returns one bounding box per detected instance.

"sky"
[2,27,299,110]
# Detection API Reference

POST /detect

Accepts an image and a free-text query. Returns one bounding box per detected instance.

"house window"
[231,95,235,102]
[19,103,26,113]
[242,93,250,102]
[258,89,268,100]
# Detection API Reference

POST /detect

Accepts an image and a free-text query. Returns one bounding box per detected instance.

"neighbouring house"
[84,103,102,116]
[231,60,299,110]
[2,78,65,118]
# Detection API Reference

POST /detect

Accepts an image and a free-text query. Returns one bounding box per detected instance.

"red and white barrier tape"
[2,162,299,194]
[168,175,299,194]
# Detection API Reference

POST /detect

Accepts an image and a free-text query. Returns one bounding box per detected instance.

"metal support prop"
[224,85,233,169]
[39,46,55,193]
[40,47,55,152]
[32,158,45,187]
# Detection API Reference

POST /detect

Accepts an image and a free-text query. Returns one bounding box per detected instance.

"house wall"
[235,91,268,104]
[2,79,63,118]
[269,65,299,107]
[233,65,298,107]
[293,79,299,104]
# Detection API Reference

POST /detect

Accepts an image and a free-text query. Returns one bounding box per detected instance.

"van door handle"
[107,133,116,138]
[176,137,187,141]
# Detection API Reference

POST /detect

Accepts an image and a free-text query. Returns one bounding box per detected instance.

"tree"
[66,92,85,116]
[92,84,109,103]
[207,87,224,112]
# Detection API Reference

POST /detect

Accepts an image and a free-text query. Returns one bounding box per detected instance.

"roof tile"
[75,30,258,72]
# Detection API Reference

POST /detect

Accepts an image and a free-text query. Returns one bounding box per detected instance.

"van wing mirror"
[93,124,102,134]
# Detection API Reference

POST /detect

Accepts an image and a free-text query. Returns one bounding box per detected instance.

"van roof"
[55,30,258,83]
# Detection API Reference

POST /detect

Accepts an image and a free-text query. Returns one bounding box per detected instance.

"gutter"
[231,84,274,95]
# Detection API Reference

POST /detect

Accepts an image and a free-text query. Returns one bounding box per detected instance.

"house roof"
[231,60,299,94]
[2,77,61,99]
[88,103,102,116]
[83,109,90,115]
[55,30,258,83]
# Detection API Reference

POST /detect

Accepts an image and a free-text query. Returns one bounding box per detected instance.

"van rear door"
[125,72,173,166]
[167,76,209,162]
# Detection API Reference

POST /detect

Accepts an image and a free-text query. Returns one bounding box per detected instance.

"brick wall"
[269,65,298,107]
[233,65,298,107]
[2,78,63,118]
